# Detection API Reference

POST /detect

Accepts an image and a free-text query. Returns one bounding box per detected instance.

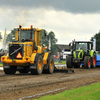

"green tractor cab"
[67,40,96,69]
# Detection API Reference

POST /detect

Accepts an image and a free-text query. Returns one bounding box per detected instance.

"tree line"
[1,28,100,53]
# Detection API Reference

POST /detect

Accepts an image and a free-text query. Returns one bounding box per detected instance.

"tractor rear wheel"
[84,56,91,69]
[73,63,80,68]
[67,55,73,68]
[91,53,96,68]
[43,55,54,74]
[31,55,43,75]
[3,64,17,74]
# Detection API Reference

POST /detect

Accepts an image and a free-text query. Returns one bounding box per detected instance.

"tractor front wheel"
[66,56,73,68]
[84,56,91,69]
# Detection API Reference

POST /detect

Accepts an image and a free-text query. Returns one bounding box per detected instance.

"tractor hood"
[73,50,84,60]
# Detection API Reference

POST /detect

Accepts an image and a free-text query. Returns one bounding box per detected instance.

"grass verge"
[54,60,66,64]
[0,63,2,66]
[33,82,100,100]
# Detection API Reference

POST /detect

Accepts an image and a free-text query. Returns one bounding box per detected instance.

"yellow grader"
[1,25,54,75]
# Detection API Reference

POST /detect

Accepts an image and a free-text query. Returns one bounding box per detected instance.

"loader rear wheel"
[67,56,73,68]
[43,55,54,74]
[84,56,91,69]
[4,65,17,75]
[91,53,96,68]
[31,55,43,75]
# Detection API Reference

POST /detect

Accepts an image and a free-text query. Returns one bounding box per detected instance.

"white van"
[60,49,71,60]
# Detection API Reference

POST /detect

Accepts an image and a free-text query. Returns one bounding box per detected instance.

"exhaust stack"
[19,25,22,42]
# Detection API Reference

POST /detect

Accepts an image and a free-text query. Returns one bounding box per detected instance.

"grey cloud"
[0,0,100,13]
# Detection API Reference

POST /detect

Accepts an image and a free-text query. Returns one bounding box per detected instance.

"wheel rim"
[38,60,42,70]
[93,56,96,66]
[88,59,91,67]
[50,61,53,69]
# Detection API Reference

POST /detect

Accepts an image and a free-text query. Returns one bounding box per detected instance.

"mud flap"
[3,63,10,69]
[30,64,36,69]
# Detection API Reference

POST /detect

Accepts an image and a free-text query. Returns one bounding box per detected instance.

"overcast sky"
[0,0,100,48]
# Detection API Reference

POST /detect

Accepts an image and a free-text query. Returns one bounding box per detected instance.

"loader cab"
[15,25,44,47]
[20,30,35,42]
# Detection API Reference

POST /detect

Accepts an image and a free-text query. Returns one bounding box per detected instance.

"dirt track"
[0,67,100,100]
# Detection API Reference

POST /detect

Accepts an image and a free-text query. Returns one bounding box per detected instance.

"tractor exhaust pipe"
[49,37,51,50]
[93,38,96,51]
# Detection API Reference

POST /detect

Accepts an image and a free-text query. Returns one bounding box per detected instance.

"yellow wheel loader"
[1,25,54,75]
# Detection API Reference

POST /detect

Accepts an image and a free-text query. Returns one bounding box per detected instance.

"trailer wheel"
[67,56,73,68]
[73,63,80,68]
[43,55,54,74]
[4,64,17,74]
[31,55,43,75]
[84,56,91,69]
[19,66,29,73]
[91,53,96,68]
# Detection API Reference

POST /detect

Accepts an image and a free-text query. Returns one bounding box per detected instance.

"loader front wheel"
[47,55,54,74]
[43,55,54,74]
[31,55,43,75]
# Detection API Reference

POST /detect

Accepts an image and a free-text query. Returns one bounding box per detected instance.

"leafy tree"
[6,28,16,43]
[90,30,100,51]
[0,32,2,41]
[43,31,58,54]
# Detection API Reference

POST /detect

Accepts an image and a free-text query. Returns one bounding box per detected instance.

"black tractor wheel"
[31,55,43,75]
[43,55,54,74]
[4,64,17,75]
[66,55,73,68]
[91,53,96,68]
[19,66,29,74]
[73,63,80,68]
[84,56,91,69]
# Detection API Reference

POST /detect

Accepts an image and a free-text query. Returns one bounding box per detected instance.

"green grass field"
[33,82,100,100]
[0,63,2,66]
[54,60,66,64]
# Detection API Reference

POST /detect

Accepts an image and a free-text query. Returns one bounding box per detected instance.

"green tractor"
[66,40,96,69]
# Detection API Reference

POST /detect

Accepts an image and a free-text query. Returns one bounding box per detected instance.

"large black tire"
[43,55,54,74]
[66,55,73,68]
[84,56,91,69]
[31,55,43,75]
[19,66,29,74]
[4,64,17,75]
[91,53,96,68]
[73,63,80,68]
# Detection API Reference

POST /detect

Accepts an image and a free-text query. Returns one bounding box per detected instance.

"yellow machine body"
[1,26,50,66]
